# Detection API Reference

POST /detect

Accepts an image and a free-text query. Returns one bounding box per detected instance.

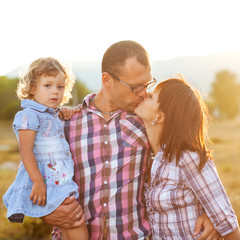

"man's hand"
[41,196,84,228]
[194,213,222,240]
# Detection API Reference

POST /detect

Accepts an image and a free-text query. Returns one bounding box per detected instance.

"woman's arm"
[181,152,239,238]
[19,129,46,206]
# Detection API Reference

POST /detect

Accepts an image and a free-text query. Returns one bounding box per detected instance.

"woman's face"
[134,91,160,122]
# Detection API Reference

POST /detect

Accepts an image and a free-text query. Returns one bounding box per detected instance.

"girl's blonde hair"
[17,57,75,105]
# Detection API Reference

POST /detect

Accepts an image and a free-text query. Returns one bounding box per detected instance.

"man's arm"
[194,213,222,240]
[41,196,84,228]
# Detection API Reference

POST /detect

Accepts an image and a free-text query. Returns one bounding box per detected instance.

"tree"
[0,76,21,119]
[0,76,91,120]
[211,70,239,118]
[68,79,91,106]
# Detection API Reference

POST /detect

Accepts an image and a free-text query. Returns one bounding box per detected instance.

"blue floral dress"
[3,99,79,222]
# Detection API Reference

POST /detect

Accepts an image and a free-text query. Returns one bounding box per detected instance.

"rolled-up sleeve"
[180,152,239,236]
[13,110,39,131]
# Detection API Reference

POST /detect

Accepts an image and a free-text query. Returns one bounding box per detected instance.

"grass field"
[0,118,239,239]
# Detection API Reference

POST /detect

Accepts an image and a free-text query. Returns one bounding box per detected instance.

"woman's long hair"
[155,75,212,170]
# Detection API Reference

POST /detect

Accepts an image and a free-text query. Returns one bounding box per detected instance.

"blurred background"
[0,0,240,239]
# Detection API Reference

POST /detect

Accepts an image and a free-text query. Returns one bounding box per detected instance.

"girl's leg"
[61,222,88,240]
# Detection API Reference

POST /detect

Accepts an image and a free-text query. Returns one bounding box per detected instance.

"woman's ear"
[157,111,165,124]
[152,111,165,125]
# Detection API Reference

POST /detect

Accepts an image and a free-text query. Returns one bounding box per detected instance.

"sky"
[0,0,240,76]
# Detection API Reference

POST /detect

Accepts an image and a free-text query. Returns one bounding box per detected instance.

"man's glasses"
[108,73,157,93]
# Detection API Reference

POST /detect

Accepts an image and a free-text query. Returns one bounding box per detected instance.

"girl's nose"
[52,87,58,94]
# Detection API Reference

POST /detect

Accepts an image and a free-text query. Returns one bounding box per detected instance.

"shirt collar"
[21,99,58,114]
[82,93,126,119]
[82,92,97,109]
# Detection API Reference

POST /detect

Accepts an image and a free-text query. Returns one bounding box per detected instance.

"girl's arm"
[19,129,46,206]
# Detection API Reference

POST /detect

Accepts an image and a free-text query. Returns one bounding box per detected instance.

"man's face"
[134,91,160,122]
[110,57,153,112]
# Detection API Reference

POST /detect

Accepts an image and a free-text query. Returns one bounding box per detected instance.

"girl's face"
[134,91,160,122]
[32,72,66,109]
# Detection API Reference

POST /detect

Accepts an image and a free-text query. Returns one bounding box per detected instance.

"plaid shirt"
[145,149,239,240]
[53,93,151,240]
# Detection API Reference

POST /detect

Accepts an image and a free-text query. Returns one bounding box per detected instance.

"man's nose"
[137,88,148,98]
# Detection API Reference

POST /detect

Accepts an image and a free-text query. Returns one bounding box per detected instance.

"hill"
[6,51,240,93]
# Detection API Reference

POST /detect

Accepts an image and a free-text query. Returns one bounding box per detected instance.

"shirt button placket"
[102,123,110,213]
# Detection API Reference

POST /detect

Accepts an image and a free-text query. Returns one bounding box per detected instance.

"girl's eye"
[45,84,51,88]
[58,86,65,90]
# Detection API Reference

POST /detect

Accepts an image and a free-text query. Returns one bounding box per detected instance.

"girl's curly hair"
[17,57,75,105]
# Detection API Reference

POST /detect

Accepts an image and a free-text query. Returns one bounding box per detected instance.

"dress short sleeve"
[13,110,40,131]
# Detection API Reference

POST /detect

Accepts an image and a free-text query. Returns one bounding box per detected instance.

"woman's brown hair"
[155,75,211,170]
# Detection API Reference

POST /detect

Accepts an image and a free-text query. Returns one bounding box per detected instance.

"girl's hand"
[58,105,82,120]
[30,181,47,206]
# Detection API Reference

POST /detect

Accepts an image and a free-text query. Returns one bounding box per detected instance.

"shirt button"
[54,114,58,118]
[61,134,64,138]
[105,160,109,165]
[104,124,107,127]
[103,203,107,207]
[67,152,70,157]
[104,141,108,145]
[104,180,107,185]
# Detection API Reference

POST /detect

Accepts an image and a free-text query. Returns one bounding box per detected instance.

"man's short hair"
[101,40,150,76]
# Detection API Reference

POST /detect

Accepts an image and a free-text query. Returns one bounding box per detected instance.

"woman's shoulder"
[179,151,200,166]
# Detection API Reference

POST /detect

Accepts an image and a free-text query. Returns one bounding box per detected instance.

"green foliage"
[0,76,91,120]
[0,76,21,119]
[68,80,91,106]
[211,70,240,118]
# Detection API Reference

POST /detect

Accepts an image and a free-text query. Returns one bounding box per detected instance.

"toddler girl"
[3,57,88,240]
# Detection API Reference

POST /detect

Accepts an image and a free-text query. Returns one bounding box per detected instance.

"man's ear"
[102,72,112,88]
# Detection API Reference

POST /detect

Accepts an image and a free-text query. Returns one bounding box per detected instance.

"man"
[43,40,221,239]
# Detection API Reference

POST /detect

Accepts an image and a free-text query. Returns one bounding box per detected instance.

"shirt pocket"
[39,119,58,137]
[119,118,149,148]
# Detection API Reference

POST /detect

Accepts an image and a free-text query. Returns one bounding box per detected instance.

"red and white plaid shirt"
[145,149,239,239]
[53,93,151,240]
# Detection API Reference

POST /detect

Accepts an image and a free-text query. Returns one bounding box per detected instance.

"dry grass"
[208,118,240,221]
[0,121,51,239]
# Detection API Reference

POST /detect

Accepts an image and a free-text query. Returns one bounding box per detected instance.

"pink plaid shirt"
[145,149,239,239]
[53,93,151,240]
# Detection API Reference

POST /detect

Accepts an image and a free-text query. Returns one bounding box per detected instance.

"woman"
[134,75,240,239]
